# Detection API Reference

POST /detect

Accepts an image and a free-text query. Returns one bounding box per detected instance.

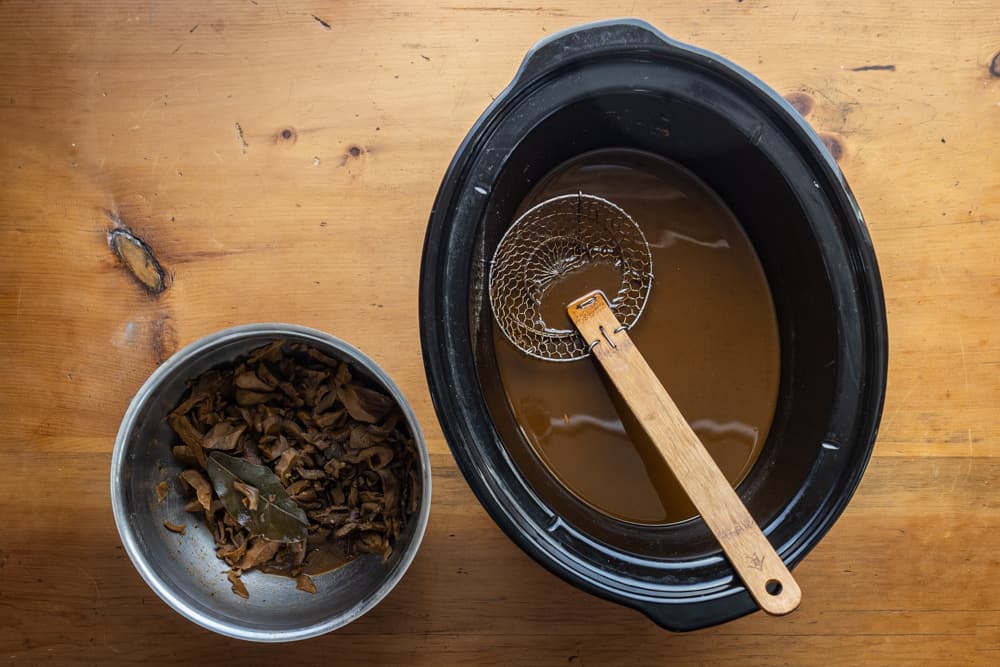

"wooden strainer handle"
[567,290,801,616]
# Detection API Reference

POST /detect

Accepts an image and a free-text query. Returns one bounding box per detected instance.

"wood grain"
[567,291,800,616]
[1,0,997,664]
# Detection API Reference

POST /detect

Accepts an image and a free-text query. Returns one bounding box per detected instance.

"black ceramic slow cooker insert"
[419,19,887,630]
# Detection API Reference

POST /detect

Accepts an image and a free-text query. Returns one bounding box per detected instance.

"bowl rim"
[110,322,432,642]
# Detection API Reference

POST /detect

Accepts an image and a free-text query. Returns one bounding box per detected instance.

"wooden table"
[2,1,997,663]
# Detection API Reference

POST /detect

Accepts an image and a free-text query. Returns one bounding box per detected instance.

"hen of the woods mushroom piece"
[162,340,421,599]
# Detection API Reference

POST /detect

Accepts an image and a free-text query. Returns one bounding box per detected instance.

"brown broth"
[492,148,780,524]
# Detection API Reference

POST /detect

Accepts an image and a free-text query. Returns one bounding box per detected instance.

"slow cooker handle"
[514,18,680,85]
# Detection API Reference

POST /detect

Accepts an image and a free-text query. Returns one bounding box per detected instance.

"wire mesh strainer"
[488,192,654,362]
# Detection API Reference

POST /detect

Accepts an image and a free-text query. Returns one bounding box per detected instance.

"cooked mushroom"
[233,480,260,510]
[237,538,281,569]
[166,340,421,599]
[295,574,317,594]
[178,469,213,512]
[163,520,186,534]
[227,569,249,599]
[274,448,299,482]
[235,370,274,392]
[201,422,247,451]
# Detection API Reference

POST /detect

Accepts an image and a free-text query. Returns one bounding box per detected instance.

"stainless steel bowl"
[110,323,432,642]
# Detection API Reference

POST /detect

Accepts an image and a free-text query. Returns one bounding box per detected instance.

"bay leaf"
[205,452,309,543]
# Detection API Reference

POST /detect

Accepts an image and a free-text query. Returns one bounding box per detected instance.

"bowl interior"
[471,89,841,559]
[113,326,429,641]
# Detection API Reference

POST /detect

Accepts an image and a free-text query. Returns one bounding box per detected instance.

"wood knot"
[783,91,814,117]
[274,127,297,144]
[990,51,1000,78]
[150,314,178,364]
[108,225,168,296]
[340,144,369,167]
[819,132,845,162]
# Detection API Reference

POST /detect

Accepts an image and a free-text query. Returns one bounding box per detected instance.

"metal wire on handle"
[489,192,654,362]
